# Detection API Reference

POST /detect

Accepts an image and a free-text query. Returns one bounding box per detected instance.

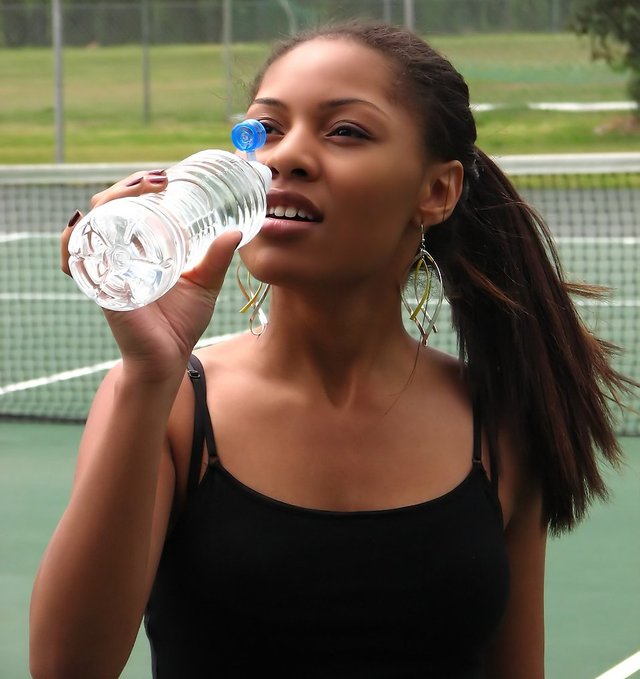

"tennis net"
[0,153,638,433]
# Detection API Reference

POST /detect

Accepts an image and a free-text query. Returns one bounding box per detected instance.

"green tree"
[573,0,640,113]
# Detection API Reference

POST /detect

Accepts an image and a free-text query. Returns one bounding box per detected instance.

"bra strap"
[471,400,499,493]
[186,354,217,497]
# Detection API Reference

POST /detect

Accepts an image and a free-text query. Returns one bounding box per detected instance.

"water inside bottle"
[68,150,268,311]
[69,200,182,311]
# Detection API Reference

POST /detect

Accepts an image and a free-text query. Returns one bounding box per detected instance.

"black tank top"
[144,356,509,678]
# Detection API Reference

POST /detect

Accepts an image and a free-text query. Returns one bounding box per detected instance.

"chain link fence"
[2,0,582,48]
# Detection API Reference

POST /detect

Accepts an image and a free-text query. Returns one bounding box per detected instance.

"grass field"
[1,32,639,163]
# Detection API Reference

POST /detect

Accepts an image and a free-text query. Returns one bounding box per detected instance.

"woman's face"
[242,37,436,292]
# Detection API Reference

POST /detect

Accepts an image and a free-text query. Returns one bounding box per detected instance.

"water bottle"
[68,119,271,311]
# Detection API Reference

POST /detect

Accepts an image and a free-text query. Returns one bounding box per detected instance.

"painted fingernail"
[148,169,166,175]
[126,177,143,187]
[67,209,82,228]
[148,176,167,184]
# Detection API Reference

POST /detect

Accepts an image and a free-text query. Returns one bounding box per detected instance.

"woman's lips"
[259,214,321,237]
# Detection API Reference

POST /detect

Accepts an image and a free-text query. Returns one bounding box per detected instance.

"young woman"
[30,21,633,679]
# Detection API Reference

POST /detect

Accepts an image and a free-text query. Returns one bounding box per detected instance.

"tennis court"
[0,155,638,677]
[1,424,638,678]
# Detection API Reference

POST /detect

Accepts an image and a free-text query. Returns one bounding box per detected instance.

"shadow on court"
[1,422,638,679]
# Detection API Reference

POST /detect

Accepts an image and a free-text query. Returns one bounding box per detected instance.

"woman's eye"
[330,125,370,139]
[257,120,281,136]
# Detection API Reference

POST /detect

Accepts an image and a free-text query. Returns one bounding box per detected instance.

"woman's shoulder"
[419,347,540,528]
[166,334,250,433]
[429,347,465,381]
[194,332,257,374]
[418,345,470,405]
[165,334,255,461]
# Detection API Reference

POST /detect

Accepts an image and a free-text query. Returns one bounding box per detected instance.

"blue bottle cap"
[231,119,267,153]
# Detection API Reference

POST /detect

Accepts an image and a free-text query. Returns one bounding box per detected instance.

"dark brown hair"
[251,21,637,534]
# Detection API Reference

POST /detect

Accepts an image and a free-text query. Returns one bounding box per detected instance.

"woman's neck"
[249,285,422,408]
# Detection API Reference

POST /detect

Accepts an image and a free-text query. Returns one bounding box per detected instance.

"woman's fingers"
[181,230,243,295]
[61,170,239,305]
[60,209,83,276]
[90,169,168,209]
[61,170,169,276]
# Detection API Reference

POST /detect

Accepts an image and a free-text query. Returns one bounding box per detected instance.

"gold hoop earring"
[235,262,270,336]
[401,224,444,346]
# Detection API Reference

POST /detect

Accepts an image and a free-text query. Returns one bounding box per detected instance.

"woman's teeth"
[268,206,311,220]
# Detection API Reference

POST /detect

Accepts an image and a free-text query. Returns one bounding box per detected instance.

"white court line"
[0,232,58,243]
[0,331,243,397]
[0,360,119,396]
[1,233,637,248]
[530,101,638,112]
[0,234,31,243]
[0,293,86,301]
[472,101,638,113]
[2,233,639,244]
[594,651,640,679]
[575,299,640,308]
[555,237,639,246]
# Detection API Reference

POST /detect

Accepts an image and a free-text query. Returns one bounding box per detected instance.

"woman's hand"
[61,170,242,381]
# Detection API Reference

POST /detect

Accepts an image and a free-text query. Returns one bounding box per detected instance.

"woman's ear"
[418,160,464,227]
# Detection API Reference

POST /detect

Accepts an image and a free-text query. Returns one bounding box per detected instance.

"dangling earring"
[235,262,270,336]
[401,224,444,346]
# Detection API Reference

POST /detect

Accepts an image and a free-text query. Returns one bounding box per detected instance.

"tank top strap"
[471,401,483,467]
[187,354,218,497]
[471,400,499,494]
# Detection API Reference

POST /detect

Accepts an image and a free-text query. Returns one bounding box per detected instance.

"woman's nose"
[262,126,320,181]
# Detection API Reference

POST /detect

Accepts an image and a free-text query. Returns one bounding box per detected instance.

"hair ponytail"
[252,20,637,534]
[426,148,633,533]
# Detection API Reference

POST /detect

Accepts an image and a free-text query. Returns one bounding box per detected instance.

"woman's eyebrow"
[319,98,389,118]
[251,97,389,118]
[251,97,285,109]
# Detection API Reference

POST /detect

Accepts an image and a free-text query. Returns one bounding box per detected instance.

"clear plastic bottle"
[68,119,271,311]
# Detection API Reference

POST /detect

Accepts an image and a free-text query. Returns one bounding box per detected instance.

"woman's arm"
[31,183,240,677]
[29,362,184,679]
[486,459,547,679]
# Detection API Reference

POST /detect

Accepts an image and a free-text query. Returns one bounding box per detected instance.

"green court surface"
[1,422,638,678]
